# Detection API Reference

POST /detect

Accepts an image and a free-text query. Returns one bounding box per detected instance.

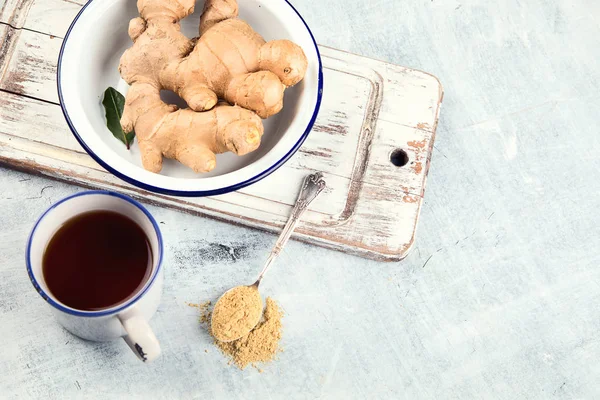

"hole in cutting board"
[390,149,409,167]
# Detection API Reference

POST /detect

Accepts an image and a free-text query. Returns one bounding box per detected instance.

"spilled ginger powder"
[215,297,283,369]
[195,295,284,370]
[189,300,212,323]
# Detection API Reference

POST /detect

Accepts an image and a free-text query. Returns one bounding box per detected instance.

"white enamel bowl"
[58,0,323,196]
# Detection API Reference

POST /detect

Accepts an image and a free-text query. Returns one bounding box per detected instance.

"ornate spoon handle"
[252,172,327,286]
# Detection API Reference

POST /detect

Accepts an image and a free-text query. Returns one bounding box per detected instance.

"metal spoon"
[211,172,327,342]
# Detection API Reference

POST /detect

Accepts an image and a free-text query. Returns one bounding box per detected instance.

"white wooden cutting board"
[0,0,443,261]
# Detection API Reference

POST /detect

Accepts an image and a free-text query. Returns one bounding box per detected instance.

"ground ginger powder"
[211,285,263,342]
[187,300,212,323]
[191,293,284,370]
[215,297,283,369]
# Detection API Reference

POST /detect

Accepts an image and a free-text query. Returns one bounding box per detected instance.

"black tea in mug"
[42,211,152,311]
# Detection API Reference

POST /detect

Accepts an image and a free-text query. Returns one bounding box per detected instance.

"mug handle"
[119,314,161,363]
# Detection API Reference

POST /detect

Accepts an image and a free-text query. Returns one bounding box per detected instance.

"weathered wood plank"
[0,28,442,132]
[0,90,353,222]
[0,0,35,28]
[0,44,442,260]
[0,64,386,219]
[0,27,436,191]
[319,47,442,132]
[16,0,444,135]
[0,7,443,261]
[0,89,80,152]
[23,0,82,38]
[0,130,420,260]
[0,27,439,197]
[0,25,21,85]
[0,28,60,102]
[362,121,435,196]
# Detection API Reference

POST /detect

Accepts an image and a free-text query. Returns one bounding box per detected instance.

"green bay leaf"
[102,87,135,149]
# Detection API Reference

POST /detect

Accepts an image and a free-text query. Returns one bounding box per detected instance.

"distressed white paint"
[23,0,83,38]
[0,13,442,261]
[1,0,600,399]
[0,0,34,27]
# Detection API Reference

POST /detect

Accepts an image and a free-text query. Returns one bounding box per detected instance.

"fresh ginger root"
[119,0,308,119]
[117,0,307,173]
[171,0,309,118]
[118,0,264,173]
[122,82,263,173]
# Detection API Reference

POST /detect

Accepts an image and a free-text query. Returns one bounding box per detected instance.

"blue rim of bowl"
[57,0,324,197]
[25,190,164,318]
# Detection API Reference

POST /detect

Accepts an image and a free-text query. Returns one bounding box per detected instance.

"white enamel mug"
[26,191,163,363]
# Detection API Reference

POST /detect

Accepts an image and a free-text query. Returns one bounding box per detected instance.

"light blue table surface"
[1,0,599,398]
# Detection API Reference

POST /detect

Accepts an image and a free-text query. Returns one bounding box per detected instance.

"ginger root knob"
[246,128,260,146]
